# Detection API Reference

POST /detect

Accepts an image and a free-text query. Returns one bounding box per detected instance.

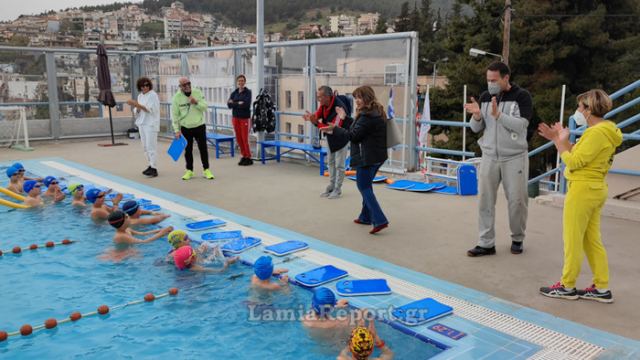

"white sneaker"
[328,190,342,199]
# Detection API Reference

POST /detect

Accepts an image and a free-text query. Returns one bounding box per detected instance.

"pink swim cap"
[173,245,195,270]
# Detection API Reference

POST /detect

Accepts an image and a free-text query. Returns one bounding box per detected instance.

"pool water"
[1,182,443,358]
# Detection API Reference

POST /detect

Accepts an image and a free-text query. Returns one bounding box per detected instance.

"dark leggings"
[181,124,209,171]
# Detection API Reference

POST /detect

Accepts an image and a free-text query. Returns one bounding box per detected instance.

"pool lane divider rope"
[0,288,180,342]
[0,239,74,256]
[0,254,303,342]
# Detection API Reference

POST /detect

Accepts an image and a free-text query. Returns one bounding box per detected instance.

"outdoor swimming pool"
[0,161,443,359]
[3,158,638,360]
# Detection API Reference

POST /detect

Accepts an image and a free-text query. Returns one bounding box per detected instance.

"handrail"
[417,119,471,128]
[416,146,475,158]
[609,79,640,100]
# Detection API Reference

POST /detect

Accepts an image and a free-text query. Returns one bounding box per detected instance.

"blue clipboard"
[185,219,227,231]
[222,237,262,254]
[168,135,187,161]
[295,265,348,287]
[391,298,453,326]
[263,240,308,256]
[336,279,392,296]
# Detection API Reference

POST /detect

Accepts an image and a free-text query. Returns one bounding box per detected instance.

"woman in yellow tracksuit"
[538,89,622,303]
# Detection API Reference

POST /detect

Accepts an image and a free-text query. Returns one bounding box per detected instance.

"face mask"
[573,110,588,126]
[487,82,501,96]
[184,91,191,97]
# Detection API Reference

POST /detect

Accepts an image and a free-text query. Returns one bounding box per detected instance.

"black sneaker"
[245,158,253,166]
[146,168,158,178]
[142,166,152,175]
[578,285,614,303]
[238,157,249,166]
[539,282,578,300]
[511,241,523,254]
[467,246,496,257]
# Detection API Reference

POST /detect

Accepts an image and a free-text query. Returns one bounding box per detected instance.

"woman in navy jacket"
[228,75,253,165]
[322,85,389,234]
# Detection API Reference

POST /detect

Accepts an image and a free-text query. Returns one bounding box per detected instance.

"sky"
[0,0,142,22]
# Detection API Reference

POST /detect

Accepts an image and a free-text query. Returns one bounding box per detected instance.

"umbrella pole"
[109,107,115,145]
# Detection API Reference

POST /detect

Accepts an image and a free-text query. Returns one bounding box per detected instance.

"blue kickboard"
[141,204,161,212]
[137,198,153,205]
[348,175,388,183]
[185,219,227,231]
[295,265,348,287]
[222,237,262,254]
[433,186,458,195]
[167,135,187,161]
[392,298,453,326]
[201,230,243,242]
[386,180,419,190]
[404,182,447,193]
[106,193,134,200]
[336,279,392,296]
[264,240,308,256]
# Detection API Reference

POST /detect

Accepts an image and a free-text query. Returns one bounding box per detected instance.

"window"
[297,124,304,143]
[297,91,304,110]
[285,91,292,108]
[285,122,291,134]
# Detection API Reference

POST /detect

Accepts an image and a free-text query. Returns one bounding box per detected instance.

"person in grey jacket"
[464,61,533,257]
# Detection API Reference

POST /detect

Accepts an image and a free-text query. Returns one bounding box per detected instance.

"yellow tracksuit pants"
[561,181,610,289]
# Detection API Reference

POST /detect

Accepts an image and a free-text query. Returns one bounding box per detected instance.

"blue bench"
[259,140,327,176]
[206,133,235,159]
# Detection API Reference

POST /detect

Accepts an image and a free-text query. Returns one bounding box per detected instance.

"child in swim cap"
[107,210,173,246]
[87,188,122,222]
[337,312,393,360]
[42,176,65,202]
[302,287,350,329]
[166,229,238,272]
[122,200,170,226]
[68,184,86,207]
[251,255,289,291]
[22,180,43,207]
[11,162,42,182]
[6,165,23,194]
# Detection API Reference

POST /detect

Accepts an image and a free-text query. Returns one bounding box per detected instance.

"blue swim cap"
[85,188,102,203]
[23,180,39,193]
[253,256,274,280]
[122,200,139,216]
[312,287,337,315]
[11,162,24,170]
[6,165,18,178]
[43,176,57,187]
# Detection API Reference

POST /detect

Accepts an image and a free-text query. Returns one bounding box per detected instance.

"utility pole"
[502,0,512,65]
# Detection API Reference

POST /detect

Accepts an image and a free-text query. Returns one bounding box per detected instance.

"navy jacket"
[228,88,252,119]
[333,109,387,168]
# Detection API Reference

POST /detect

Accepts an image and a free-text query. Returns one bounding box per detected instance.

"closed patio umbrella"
[96,44,126,146]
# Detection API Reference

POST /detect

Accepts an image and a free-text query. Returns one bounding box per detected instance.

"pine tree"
[395,2,411,32]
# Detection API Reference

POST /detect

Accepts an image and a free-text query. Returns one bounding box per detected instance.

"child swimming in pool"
[87,188,123,221]
[337,312,393,360]
[67,184,86,207]
[302,287,351,330]
[6,165,22,194]
[108,210,173,245]
[22,180,43,207]
[42,176,65,202]
[167,230,239,273]
[251,255,289,291]
[122,200,170,226]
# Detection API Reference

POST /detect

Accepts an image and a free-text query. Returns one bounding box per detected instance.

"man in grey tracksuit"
[464,61,533,257]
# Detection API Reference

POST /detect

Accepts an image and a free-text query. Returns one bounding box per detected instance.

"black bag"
[335,92,353,117]
[252,89,277,133]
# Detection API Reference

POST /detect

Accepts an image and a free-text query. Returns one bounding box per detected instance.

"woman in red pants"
[228,75,253,165]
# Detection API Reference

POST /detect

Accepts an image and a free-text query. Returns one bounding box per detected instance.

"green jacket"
[171,88,208,132]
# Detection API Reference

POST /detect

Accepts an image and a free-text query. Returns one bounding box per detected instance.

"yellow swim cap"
[349,326,374,359]
[168,230,188,249]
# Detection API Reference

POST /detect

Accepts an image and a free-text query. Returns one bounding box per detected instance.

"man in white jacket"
[128,77,160,177]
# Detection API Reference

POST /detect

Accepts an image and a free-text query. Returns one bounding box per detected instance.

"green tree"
[375,14,388,33]
[394,2,411,32]
[139,21,165,39]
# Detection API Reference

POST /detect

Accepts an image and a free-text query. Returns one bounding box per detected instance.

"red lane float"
[3,288,179,341]
[1,239,75,256]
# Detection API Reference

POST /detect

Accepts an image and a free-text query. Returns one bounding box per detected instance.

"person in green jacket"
[171,77,214,180]
[538,89,623,303]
